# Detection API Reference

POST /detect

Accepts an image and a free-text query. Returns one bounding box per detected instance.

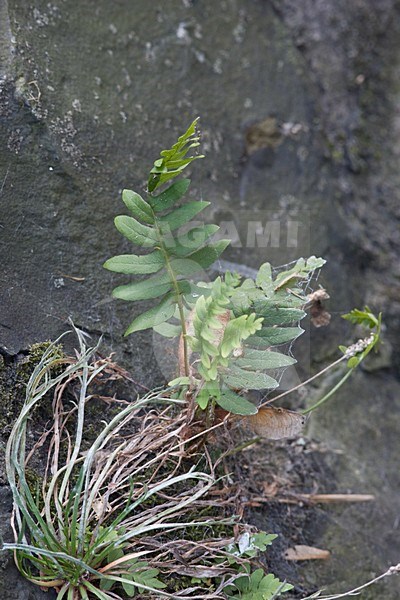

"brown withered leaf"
[245,406,306,440]
[284,545,331,561]
[307,288,331,328]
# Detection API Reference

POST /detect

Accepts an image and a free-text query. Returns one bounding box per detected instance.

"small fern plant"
[104,119,230,377]
[104,119,325,417]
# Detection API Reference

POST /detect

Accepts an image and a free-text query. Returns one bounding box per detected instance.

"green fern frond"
[220,314,263,358]
[104,121,230,347]
[189,276,242,378]
[104,119,326,405]
[187,257,325,413]
[226,568,293,599]
[230,256,325,351]
[188,275,273,413]
[147,118,204,193]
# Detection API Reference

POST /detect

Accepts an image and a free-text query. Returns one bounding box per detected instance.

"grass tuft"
[1,326,255,599]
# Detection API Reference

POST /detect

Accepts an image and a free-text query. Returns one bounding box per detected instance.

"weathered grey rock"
[0,0,329,379]
[1,0,400,598]
[306,369,400,599]
[271,0,400,361]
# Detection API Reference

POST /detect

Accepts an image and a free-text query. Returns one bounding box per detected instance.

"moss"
[330,147,345,163]
[0,341,65,433]
[17,341,65,381]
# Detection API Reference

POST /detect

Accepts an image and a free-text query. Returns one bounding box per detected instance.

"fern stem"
[155,224,190,377]
[205,398,216,430]
[177,302,190,377]
[164,257,189,376]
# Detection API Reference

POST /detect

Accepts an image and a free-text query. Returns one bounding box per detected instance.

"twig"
[303,563,400,600]
[258,355,347,409]
[297,493,375,504]
[246,493,375,507]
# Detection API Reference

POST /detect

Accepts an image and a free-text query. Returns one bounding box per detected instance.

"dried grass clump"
[1,327,254,599]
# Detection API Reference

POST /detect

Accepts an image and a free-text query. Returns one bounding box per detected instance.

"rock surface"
[1,0,399,598]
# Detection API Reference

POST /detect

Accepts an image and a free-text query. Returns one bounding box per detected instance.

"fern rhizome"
[104,118,325,419]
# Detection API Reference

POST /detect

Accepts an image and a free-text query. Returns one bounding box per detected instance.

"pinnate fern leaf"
[187,256,324,413]
[104,120,229,337]
[226,569,293,599]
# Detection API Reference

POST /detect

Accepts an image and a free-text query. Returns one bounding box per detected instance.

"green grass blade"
[83,581,118,600]
[1,542,102,577]
[56,583,70,600]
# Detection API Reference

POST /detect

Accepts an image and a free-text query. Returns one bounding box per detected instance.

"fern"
[223,533,293,599]
[182,259,324,415]
[225,569,293,600]
[232,257,325,349]
[190,275,242,379]
[105,119,326,410]
[104,119,230,376]
[186,275,263,414]
[100,553,166,596]
[222,259,324,413]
